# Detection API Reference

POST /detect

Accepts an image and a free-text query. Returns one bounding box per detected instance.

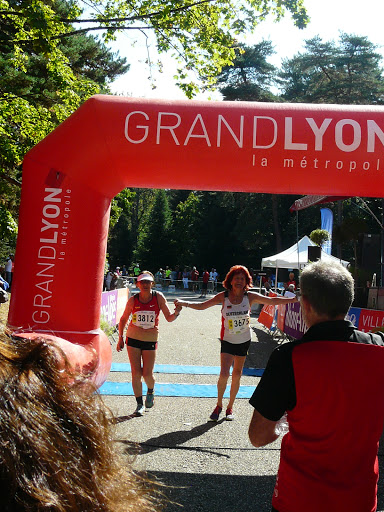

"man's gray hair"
[299,260,354,318]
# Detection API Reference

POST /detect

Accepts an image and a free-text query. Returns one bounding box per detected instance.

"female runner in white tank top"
[175,265,298,421]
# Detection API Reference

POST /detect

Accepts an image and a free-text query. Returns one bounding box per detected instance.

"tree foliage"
[217,41,279,101]
[0,0,129,246]
[279,33,384,104]
[309,228,330,247]
[0,0,308,98]
[136,189,173,270]
[170,192,201,266]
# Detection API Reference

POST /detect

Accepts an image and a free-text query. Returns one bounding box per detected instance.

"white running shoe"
[225,408,234,421]
[134,404,145,416]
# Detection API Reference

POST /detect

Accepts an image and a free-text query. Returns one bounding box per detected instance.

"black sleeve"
[249,342,296,421]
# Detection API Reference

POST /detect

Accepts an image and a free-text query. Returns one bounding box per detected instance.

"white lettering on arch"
[184,114,211,146]
[43,204,60,218]
[253,116,277,149]
[157,112,181,145]
[335,119,361,152]
[285,117,307,150]
[305,118,332,151]
[124,111,149,144]
[367,120,384,153]
[44,188,62,202]
[217,115,244,147]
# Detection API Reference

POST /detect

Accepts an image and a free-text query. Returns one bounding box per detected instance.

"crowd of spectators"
[103,264,221,293]
[152,266,220,293]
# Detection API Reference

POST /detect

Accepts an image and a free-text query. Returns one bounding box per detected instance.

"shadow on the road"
[112,414,138,424]
[119,420,230,458]
[150,463,384,512]
[245,325,279,369]
[150,470,276,512]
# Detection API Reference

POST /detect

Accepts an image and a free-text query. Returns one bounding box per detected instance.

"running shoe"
[145,392,155,409]
[209,405,222,422]
[225,408,234,421]
[134,404,145,417]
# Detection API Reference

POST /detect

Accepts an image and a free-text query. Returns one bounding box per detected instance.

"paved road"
[103,289,384,512]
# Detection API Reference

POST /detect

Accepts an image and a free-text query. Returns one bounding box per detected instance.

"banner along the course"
[7,95,384,386]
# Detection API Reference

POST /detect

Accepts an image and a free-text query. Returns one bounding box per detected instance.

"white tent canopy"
[261,236,349,271]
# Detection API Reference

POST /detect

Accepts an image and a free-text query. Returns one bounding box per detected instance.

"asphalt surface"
[103,288,384,512]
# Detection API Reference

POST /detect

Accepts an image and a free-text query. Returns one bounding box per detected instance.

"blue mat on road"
[110,363,264,377]
[99,381,256,398]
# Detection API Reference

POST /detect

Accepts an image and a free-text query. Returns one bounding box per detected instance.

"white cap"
[137,274,154,282]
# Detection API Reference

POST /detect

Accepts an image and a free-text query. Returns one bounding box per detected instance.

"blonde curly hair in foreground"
[0,331,163,512]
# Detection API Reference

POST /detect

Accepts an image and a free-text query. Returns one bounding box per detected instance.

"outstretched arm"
[248,291,298,306]
[157,292,182,322]
[175,292,224,311]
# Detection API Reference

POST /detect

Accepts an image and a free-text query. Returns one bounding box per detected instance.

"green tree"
[136,189,173,271]
[279,33,384,104]
[333,216,368,279]
[0,0,308,99]
[0,0,129,240]
[0,206,17,263]
[170,192,201,266]
[310,228,330,247]
[106,188,157,270]
[216,41,279,101]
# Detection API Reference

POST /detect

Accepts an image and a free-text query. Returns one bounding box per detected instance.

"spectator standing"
[286,271,297,290]
[110,271,119,290]
[171,268,178,286]
[177,267,183,288]
[248,261,384,512]
[200,269,210,298]
[262,274,271,291]
[5,254,13,291]
[105,269,113,291]
[210,268,218,291]
[182,268,189,289]
[155,268,164,286]
[190,266,199,292]
[164,266,172,288]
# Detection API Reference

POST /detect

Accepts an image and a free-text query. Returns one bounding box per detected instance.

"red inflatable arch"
[7,94,384,386]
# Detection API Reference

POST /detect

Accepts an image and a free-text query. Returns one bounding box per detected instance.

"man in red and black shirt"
[200,269,210,298]
[190,266,199,292]
[249,260,384,512]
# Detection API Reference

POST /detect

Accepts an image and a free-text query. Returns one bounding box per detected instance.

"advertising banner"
[100,288,130,327]
[283,302,308,338]
[100,290,118,326]
[116,287,129,322]
[346,307,361,328]
[260,297,384,339]
[358,308,384,332]
[258,292,277,330]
